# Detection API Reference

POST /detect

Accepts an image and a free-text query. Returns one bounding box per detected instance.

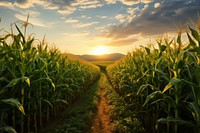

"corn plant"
[107,20,200,133]
[0,19,100,133]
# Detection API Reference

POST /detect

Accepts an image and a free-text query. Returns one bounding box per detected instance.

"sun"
[92,46,109,55]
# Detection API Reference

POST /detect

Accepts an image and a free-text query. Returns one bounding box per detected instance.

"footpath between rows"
[42,73,114,133]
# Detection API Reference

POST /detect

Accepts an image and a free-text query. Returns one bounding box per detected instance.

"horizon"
[69,52,125,56]
[0,0,200,55]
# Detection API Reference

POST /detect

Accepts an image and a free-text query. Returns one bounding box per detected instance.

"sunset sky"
[0,0,200,55]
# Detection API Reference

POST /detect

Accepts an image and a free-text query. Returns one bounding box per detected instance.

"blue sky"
[0,0,200,55]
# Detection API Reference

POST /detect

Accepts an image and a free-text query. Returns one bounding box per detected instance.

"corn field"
[107,21,200,133]
[0,23,100,133]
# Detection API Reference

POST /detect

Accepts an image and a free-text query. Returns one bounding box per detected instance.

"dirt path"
[91,74,113,133]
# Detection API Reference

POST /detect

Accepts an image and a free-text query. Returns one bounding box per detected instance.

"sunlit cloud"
[96,15,109,19]
[74,22,99,28]
[65,18,78,23]
[80,4,103,9]
[14,13,52,28]
[154,3,160,8]
[63,31,89,37]
[105,0,153,5]
[115,14,127,23]
[0,1,14,9]
[57,6,76,15]
[1,0,199,55]
[106,38,138,46]
[104,0,200,39]
[78,15,91,19]
[73,0,103,9]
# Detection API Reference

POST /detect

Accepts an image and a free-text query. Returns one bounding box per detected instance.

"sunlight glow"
[92,46,109,55]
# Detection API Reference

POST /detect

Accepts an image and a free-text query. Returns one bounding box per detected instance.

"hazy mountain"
[68,53,126,61]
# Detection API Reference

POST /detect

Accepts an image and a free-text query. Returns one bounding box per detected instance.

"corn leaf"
[177,34,181,45]
[56,99,69,105]
[155,68,169,81]
[188,102,200,123]
[5,78,21,88]
[42,98,53,108]
[187,32,196,47]
[145,47,150,55]
[0,126,17,133]
[158,117,195,127]
[15,24,25,43]
[137,84,155,95]
[143,91,161,106]
[189,26,200,42]
[162,77,181,93]
[1,98,25,115]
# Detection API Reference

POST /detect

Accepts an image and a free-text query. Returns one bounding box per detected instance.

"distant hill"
[68,53,126,61]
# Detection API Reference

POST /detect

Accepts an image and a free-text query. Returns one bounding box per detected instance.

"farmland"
[1,17,200,133]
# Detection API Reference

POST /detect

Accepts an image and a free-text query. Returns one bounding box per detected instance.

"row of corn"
[107,21,200,133]
[0,23,100,133]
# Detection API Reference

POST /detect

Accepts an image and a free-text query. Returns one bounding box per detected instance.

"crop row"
[0,23,100,133]
[107,21,200,133]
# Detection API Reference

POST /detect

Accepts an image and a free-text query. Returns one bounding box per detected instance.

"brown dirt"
[91,87,113,133]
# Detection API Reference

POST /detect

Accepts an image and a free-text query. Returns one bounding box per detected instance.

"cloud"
[96,15,109,19]
[0,0,102,16]
[105,0,153,5]
[0,1,14,9]
[65,18,78,23]
[14,13,52,28]
[154,3,160,8]
[106,38,138,46]
[105,0,200,39]
[57,6,76,15]
[73,0,103,9]
[1,0,77,15]
[115,14,127,23]
[78,15,91,19]
[74,22,99,28]
[63,31,89,37]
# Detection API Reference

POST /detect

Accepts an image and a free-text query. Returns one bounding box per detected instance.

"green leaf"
[155,68,169,81]
[0,126,17,133]
[42,98,53,108]
[187,32,196,47]
[143,91,161,106]
[5,78,21,88]
[46,77,55,89]
[137,84,155,95]
[195,67,200,86]
[56,99,69,105]
[158,117,195,127]
[188,102,200,123]
[164,95,177,108]
[162,77,181,93]
[159,45,166,57]
[177,34,181,45]
[145,47,150,55]
[1,98,25,115]
[189,26,200,42]
[23,77,30,87]
[15,24,25,43]
[189,47,200,55]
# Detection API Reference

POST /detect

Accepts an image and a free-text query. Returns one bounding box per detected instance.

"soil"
[91,87,113,133]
